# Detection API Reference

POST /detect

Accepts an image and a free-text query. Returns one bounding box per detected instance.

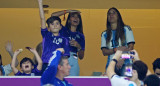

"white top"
[3,64,12,76]
[111,75,137,86]
[101,26,135,69]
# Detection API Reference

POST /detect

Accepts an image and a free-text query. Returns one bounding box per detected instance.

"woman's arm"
[101,48,115,56]
[51,10,80,17]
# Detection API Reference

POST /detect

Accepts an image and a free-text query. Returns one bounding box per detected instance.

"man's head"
[57,56,71,76]
[46,16,62,33]
[152,58,160,77]
[144,74,160,86]
[20,57,34,73]
[132,60,148,81]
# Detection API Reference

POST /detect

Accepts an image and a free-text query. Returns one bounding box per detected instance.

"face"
[49,20,62,33]
[130,69,138,81]
[59,59,71,76]
[70,14,80,26]
[21,60,33,73]
[107,9,118,23]
[155,68,160,77]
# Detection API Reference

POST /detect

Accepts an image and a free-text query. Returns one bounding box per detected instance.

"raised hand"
[5,41,13,52]
[130,50,140,60]
[56,48,65,54]
[38,0,46,29]
[28,48,37,54]
[13,49,23,57]
[69,10,81,13]
[38,0,42,3]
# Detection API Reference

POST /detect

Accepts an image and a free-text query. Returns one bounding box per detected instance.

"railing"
[0,76,111,86]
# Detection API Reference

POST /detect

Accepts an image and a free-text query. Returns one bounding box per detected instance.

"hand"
[5,41,13,52]
[69,10,81,13]
[113,50,123,60]
[38,0,42,3]
[130,50,140,60]
[117,46,129,52]
[101,73,107,76]
[69,40,81,49]
[116,59,124,70]
[28,48,37,54]
[14,49,23,56]
[56,48,65,54]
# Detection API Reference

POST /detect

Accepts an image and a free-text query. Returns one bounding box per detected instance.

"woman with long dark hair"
[101,7,135,75]
[52,10,85,76]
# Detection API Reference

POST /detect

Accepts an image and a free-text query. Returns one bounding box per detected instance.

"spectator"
[41,48,72,86]
[11,48,42,76]
[52,9,85,76]
[0,41,19,76]
[152,58,160,77]
[101,7,135,75]
[38,0,70,73]
[106,50,148,86]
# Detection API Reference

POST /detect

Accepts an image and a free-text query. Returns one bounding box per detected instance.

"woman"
[101,7,135,75]
[52,10,85,76]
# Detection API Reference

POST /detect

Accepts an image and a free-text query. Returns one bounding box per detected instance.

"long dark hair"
[132,61,148,81]
[106,7,125,45]
[0,54,2,66]
[65,12,83,34]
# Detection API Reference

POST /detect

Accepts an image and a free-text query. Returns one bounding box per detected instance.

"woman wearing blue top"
[52,10,85,76]
[101,7,135,76]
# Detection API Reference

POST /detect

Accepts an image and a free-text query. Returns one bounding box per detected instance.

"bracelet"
[112,59,118,64]
[64,10,66,14]
[63,10,66,21]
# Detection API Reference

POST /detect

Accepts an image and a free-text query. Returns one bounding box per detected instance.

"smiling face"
[69,13,80,26]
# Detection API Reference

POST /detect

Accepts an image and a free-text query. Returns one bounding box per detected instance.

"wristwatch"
[112,59,118,64]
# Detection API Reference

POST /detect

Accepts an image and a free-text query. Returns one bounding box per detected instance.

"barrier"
[0,76,111,86]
